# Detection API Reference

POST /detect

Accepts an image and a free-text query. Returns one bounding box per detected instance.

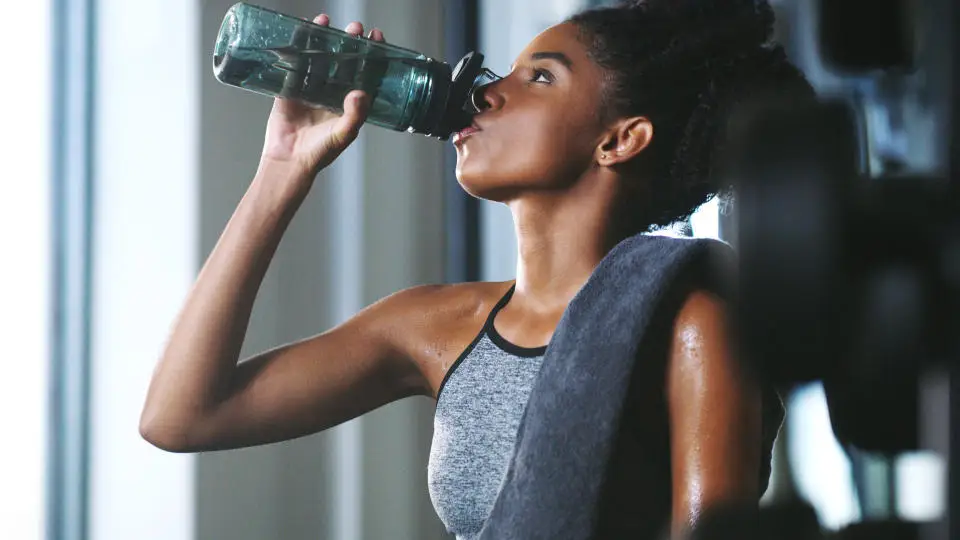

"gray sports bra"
[427,284,545,540]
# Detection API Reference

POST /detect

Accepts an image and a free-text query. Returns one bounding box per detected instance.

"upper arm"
[182,286,436,452]
[667,289,762,534]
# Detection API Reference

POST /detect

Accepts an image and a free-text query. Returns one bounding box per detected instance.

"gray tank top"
[427,284,546,540]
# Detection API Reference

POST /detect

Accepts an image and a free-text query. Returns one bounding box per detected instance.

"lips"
[452,124,482,145]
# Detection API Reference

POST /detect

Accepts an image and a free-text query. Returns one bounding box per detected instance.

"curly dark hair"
[568,0,815,231]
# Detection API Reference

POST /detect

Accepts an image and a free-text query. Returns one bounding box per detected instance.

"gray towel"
[477,233,781,539]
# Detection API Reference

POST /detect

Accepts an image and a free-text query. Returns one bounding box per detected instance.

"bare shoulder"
[668,289,737,397]
[672,289,727,345]
[369,280,514,399]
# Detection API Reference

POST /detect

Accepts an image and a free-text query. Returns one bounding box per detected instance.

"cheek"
[456,111,594,196]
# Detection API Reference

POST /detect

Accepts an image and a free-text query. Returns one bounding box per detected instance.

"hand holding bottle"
[259,15,386,180]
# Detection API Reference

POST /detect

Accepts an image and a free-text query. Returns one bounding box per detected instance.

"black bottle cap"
[413,51,486,140]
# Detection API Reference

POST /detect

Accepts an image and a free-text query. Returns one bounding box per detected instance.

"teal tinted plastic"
[213,2,437,131]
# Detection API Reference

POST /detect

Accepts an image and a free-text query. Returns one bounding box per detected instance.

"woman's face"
[454,22,609,201]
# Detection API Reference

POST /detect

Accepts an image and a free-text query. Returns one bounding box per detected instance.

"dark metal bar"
[949,0,960,534]
[443,0,482,283]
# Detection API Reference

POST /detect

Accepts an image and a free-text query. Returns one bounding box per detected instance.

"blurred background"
[0,0,948,539]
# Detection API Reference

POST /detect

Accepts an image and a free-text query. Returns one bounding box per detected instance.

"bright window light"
[0,1,52,539]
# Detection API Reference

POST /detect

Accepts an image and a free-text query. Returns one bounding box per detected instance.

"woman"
[140,0,813,537]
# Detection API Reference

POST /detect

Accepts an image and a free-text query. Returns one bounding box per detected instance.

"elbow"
[139,409,195,453]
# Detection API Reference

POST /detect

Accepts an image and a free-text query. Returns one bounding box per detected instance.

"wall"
[90,0,199,538]
[90,0,452,538]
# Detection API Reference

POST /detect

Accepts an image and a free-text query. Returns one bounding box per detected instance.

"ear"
[596,116,653,166]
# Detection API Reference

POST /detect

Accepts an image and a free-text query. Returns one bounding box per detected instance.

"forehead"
[515,22,594,70]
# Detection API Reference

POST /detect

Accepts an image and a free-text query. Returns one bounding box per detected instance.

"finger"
[332,90,370,146]
[313,14,330,26]
[344,21,363,36]
[367,28,385,42]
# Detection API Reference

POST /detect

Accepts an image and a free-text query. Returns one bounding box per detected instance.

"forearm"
[140,166,313,446]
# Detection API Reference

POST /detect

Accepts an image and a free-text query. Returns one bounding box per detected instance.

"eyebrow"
[532,51,574,70]
[510,51,574,73]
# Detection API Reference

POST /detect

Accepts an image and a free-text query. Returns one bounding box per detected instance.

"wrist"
[253,158,316,198]
[256,154,316,178]
[244,168,314,228]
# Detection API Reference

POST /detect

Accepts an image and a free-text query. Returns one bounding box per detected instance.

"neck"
[507,176,627,315]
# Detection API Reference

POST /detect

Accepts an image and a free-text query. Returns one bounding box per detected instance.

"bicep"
[667,290,762,534]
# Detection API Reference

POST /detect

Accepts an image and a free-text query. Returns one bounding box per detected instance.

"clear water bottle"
[213,2,498,140]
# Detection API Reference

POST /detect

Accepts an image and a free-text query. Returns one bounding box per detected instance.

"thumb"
[331,90,370,147]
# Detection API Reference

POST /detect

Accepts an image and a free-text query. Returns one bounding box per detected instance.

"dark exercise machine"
[693,0,959,539]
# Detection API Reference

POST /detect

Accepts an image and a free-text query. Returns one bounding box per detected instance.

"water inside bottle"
[214,43,436,130]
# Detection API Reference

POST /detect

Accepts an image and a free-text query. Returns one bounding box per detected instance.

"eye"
[529,68,554,84]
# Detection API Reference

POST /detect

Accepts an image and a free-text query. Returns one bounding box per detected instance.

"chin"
[456,151,493,199]
[455,158,516,202]
[455,169,500,201]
